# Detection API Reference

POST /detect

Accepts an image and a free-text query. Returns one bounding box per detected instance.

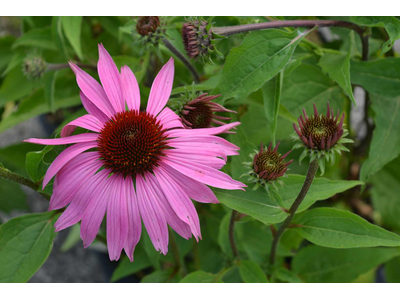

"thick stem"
[229,209,239,259]
[162,38,200,83]
[269,159,319,265]
[213,20,365,37]
[0,167,51,200]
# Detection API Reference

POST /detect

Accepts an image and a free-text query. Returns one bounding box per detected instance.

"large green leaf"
[292,245,400,283]
[370,156,400,232]
[292,208,400,248]
[61,16,83,60]
[0,142,43,176]
[262,71,284,145]
[360,94,400,183]
[350,58,400,98]
[237,260,268,283]
[111,247,151,282]
[215,175,362,224]
[0,36,15,73]
[12,27,57,51]
[217,29,309,102]
[385,256,400,283]
[0,212,59,282]
[180,270,223,283]
[141,269,177,283]
[318,50,356,106]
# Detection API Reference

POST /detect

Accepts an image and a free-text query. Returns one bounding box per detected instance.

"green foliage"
[0,212,59,282]
[237,260,268,283]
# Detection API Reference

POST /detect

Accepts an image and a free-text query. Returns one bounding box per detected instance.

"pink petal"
[166,121,240,138]
[80,171,116,248]
[50,153,102,210]
[136,174,169,254]
[121,65,140,111]
[80,91,109,124]
[146,58,174,116]
[162,156,246,190]
[153,166,201,241]
[159,161,219,204]
[172,135,240,151]
[168,140,239,157]
[97,44,125,113]
[157,107,183,130]
[41,141,98,189]
[144,173,192,239]
[60,115,103,138]
[107,174,129,261]
[123,176,141,262]
[69,62,115,118]
[24,133,98,146]
[54,169,110,232]
[164,149,225,169]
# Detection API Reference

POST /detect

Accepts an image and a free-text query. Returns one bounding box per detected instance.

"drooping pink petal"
[144,172,192,239]
[159,161,219,204]
[80,171,116,248]
[97,44,125,113]
[24,133,98,146]
[107,174,129,261]
[157,107,183,130]
[41,141,98,189]
[123,176,141,262]
[121,65,140,111]
[167,140,239,157]
[162,156,246,190]
[153,166,201,240]
[166,121,240,138]
[164,149,225,169]
[80,91,109,125]
[69,62,115,118]
[54,169,111,232]
[50,153,102,210]
[61,115,103,137]
[146,58,174,116]
[136,174,168,254]
[171,135,240,151]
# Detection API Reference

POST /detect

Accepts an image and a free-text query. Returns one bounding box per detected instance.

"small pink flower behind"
[24,44,245,261]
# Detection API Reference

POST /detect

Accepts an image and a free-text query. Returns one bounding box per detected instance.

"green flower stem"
[213,19,369,61]
[162,38,200,83]
[0,166,51,201]
[229,209,239,259]
[269,159,319,265]
[169,227,187,276]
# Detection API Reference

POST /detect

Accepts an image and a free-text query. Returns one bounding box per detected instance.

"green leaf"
[217,29,310,102]
[293,245,400,283]
[237,260,268,283]
[0,66,36,108]
[0,212,59,282]
[12,27,57,51]
[26,144,56,183]
[214,188,288,225]
[273,268,303,283]
[0,36,15,73]
[43,70,58,112]
[0,142,43,176]
[1,51,25,77]
[180,271,220,283]
[217,212,234,257]
[141,269,176,283]
[370,156,400,232]
[292,208,400,248]
[360,94,400,183]
[0,179,28,213]
[318,50,355,106]
[385,256,400,283]
[111,246,151,282]
[263,71,284,145]
[350,58,400,98]
[141,229,161,270]
[51,16,69,60]
[61,16,83,60]
[279,175,363,212]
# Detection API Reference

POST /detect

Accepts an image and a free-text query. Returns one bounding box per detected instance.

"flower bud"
[22,54,47,80]
[292,101,354,174]
[136,16,161,36]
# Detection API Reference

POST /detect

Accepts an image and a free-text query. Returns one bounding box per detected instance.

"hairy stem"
[229,209,239,259]
[269,159,319,265]
[162,38,200,83]
[0,166,51,200]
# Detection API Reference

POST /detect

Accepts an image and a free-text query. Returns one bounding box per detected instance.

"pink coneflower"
[24,44,245,261]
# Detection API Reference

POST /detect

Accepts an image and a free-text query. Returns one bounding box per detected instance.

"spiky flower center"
[136,16,160,36]
[182,20,212,59]
[303,115,338,149]
[184,102,213,129]
[98,110,167,176]
[254,150,286,178]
